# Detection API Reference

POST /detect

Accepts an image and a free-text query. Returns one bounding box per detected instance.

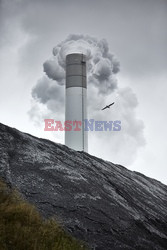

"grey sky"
[0,0,167,184]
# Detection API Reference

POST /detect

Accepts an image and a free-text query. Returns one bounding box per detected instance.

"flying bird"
[101,102,114,110]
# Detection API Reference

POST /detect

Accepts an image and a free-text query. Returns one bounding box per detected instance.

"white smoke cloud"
[43,34,120,94]
[30,76,65,122]
[43,59,65,84]
[87,86,145,165]
[29,34,145,166]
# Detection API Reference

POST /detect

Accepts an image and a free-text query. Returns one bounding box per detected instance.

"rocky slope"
[0,122,167,250]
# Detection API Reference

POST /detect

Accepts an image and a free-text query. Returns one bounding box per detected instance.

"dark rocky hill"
[0,122,167,250]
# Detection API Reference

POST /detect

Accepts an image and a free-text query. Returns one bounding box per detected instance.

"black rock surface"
[0,122,167,250]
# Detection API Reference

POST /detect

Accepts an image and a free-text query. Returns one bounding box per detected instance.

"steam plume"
[29,34,145,166]
[43,34,120,94]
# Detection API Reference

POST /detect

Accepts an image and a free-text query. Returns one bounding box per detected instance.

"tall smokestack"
[65,53,88,152]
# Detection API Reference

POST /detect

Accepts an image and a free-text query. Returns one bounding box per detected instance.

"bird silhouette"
[101,102,114,110]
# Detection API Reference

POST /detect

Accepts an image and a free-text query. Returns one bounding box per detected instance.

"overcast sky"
[0,0,167,184]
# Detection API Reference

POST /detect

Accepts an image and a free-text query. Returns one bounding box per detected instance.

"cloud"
[31,76,65,113]
[43,34,120,95]
[87,85,145,165]
[43,59,65,83]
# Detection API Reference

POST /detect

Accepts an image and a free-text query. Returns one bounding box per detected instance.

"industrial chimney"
[65,53,88,152]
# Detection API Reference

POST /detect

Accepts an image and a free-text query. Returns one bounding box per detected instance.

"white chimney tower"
[65,53,88,152]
